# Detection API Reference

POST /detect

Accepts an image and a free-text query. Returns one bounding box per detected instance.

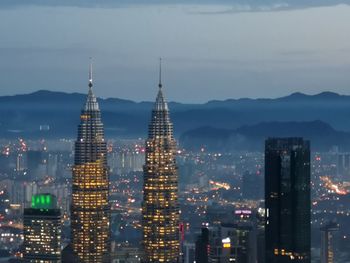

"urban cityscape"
[1,1,350,263]
[0,61,350,262]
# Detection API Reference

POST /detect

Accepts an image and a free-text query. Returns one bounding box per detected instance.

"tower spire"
[158,57,162,89]
[89,57,93,88]
[154,58,168,111]
[84,58,99,111]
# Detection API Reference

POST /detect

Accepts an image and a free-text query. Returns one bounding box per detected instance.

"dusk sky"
[1,1,350,102]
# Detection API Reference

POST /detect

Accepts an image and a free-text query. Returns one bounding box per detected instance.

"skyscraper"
[71,64,110,262]
[320,222,339,263]
[142,61,180,262]
[23,193,61,262]
[195,227,209,263]
[265,138,311,263]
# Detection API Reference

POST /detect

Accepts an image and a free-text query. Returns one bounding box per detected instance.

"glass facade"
[265,138,311,263]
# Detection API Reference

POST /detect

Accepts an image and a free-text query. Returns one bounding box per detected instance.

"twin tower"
[70,62,180,263]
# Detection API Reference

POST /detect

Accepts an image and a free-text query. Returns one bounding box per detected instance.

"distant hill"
[180,121,350,151]
[1,90,350,149]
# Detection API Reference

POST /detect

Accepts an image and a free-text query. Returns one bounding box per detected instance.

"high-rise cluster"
[71,64,110,262]
[142,63,180,262]
[21,63,315,263]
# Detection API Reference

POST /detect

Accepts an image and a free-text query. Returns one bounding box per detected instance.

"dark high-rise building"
[265,138,311,263]
[320,222,339,263]
[71,64,110,262]
[195,227,209,263]
[23,193,61,262]
[142,62,180,262]
[255,206,265,263]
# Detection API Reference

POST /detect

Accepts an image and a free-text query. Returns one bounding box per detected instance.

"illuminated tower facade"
[23,194,61,262]
[71,64,110,262]
[142,62,180,262]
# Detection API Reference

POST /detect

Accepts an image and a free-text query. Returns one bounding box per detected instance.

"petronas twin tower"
[71,64,110,263]
[142,67,180,262]
[71,62,179,263]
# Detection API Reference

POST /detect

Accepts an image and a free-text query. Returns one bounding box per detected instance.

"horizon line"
[0,89,347,104]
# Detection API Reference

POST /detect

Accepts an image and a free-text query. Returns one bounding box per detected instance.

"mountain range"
[1,90,350,150]
[180,120,350,151]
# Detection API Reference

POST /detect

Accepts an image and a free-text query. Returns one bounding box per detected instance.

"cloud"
[0,0,349,10]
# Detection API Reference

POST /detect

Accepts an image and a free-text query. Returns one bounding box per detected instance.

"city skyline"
[0,1,349,262]
[0,79,348,262]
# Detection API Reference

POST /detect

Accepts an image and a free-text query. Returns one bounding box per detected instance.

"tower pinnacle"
[154,59,168,111]
[158,57,162,89]
[89,58,93,88]
[85,60,99,111]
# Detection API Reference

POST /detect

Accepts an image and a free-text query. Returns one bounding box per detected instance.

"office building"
[265,138,311,263]
[195,227,209,263]
[142,62,180,262]
[23,193,61,262]
[71,64,110,262]
[320,222,339,263]
[195,223,257,263]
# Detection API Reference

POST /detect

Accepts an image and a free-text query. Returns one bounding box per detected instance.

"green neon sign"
[31,194,56,209]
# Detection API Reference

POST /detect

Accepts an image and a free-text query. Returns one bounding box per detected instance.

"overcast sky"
[1,1,350,102]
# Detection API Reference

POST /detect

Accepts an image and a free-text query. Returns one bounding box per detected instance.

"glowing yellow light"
[223,243,231,248]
